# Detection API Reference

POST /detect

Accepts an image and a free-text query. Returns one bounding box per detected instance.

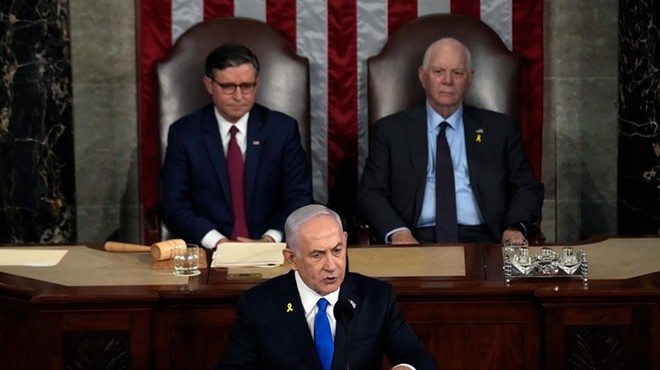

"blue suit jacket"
[218,270,437,370]
[161,103,313,244]
[358,105,544,243]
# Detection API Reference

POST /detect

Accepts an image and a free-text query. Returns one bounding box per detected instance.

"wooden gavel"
[103,239,187,261]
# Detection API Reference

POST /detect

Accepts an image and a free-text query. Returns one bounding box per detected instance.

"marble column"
[618,0,660,235]
[0,0,76,242]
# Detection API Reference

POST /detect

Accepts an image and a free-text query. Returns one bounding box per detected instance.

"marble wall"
[69,0,139,243]
[0,0,76,243]
[3,1,630,244]
[542,0,620,242]
[618,0,660,235]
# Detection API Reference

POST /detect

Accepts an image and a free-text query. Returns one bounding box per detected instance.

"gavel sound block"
[103,239,187,261]
[104,239,208,270]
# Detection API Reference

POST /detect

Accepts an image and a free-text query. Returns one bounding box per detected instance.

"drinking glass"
[173,244,200,276]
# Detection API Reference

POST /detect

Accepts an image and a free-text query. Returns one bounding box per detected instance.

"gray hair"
[285,204,343,256]
[421,37,473,72]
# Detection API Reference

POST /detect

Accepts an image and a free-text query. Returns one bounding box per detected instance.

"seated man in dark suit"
[217,204,437,370]
[161,43,313,249]
[358,37,543,245]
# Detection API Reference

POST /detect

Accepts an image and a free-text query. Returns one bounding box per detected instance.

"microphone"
[334,299,354,328]
[334,299,355,370]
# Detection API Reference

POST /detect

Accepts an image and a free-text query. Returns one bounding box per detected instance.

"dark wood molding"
[1,238,659,369]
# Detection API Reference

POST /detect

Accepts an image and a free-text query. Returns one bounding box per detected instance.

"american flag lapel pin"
[252,140,260,146]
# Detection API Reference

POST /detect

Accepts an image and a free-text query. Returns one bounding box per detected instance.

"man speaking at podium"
[217,204,436,370]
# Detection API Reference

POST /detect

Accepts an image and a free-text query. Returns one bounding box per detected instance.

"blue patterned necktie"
[314,298,334,370]
[435,122,459,243]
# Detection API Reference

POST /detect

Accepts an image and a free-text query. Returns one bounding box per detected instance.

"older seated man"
[358,37,543,245]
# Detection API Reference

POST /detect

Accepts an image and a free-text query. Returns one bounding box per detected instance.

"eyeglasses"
[208,76,257,95]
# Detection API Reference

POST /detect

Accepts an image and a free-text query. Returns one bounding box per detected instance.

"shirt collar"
[294,271,340,316]
[425,101,464,132]
[215,108,249,138]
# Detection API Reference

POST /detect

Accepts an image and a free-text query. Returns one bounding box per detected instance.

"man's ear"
[418,66,426,87]
[467,69,475,87]
[282,248,298,270]
[202,76,213,94]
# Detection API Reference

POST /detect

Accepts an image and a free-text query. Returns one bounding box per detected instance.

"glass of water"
[173,243,200,276]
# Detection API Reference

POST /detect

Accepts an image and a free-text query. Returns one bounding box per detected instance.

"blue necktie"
[435,122,459,242]
[315,298,334,370]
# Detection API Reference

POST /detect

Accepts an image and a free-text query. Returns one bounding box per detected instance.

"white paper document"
[0,249,69,266]
[211,242,286,268]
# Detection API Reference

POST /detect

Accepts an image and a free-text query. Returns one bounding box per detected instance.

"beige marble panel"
[582,200,617,238]
[549,0,619,79]
[554,77,618,242]
[544,0,618,243]
[540,199,556,243]
[76,205,121,243]
[70,0,139,243]
[69,0,136,85]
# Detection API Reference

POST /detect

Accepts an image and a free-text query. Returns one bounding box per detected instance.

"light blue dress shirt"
[417,102,484,228]
[385,103,486,243]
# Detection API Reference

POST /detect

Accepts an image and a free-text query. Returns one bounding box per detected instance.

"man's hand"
[214,238,230,249]
[390,230,419,245]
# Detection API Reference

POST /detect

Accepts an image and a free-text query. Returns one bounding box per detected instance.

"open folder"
[211,242,285,268]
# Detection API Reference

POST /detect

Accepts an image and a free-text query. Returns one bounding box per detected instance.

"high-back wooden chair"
[368,13,521,129]
[362,13,542,244]
[146,17,310,242]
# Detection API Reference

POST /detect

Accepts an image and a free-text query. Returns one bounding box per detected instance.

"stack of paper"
[0,249,68,266]
[211,242,285,268]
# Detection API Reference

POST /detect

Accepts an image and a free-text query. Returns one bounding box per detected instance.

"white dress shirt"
[200,108,282,249]
[293,272,415,370]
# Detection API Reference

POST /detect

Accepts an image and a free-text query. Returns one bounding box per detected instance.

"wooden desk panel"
[1,237,659,370]
[402,299,541,369]
[152,305,236,370]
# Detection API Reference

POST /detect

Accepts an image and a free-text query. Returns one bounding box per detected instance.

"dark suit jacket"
[161,103,313,244]
[358,104,543,244]
[218,270,437,370]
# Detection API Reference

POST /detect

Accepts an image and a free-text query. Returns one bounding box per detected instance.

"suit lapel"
[463,106,486,187]
[244,106,265,210]
[278,271,321,369]
[332,274,359,370]
[202,106,232,205]
[406,106,430,226]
